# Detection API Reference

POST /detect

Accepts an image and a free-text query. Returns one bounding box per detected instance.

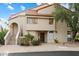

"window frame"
[49,18,53,25]
[27,17,38,24]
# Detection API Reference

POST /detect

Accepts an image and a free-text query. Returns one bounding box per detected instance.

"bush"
[75,35,79,40]
[19,37,30,46]
[0,29,7,45]
[54,39,59,43]
[24,33,34,41]
[19,33,41,46]
[75,35,79,42]
[19,33,34,46]
[31,39,40,46]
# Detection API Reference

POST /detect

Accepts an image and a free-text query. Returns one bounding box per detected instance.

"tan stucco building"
[4,3,69,45]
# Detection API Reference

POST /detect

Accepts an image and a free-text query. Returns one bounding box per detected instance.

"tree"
[53,3,79,41]
[0,29,8,45]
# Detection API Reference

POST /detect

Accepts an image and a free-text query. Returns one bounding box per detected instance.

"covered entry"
[38,31,47,43]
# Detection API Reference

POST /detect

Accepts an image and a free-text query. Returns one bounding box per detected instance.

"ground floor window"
[48,31,54,41]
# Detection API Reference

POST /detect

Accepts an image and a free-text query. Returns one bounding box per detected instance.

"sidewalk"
[0,43,79,53]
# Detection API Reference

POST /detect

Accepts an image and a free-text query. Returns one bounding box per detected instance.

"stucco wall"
[9,15,55,35]
[9,16,27,34]
[38,5,55,14]
[56,21,68,43]
[24,17,55,31]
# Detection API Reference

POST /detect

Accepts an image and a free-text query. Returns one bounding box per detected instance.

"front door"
[38,32,45,43]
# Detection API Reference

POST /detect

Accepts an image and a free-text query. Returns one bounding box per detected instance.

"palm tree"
[53,3,79,41]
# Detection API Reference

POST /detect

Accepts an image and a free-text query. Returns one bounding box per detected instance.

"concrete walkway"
[0,43,79,53]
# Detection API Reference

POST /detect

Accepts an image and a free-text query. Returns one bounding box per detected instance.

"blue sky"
[0,3,38,20]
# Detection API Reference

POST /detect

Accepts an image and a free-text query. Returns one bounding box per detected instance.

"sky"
[0,3,38,20]
[0,3,68,29]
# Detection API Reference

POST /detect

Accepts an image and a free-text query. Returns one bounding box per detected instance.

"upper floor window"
[49,18,53,25]
[27,17,38,24]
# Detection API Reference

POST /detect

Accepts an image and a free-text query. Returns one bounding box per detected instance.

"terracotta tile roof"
[26,14,52,17]
[9,4,54,19]
[9,10,51,19]
[9,10,38,19]
[25,10,38,14]
[32,3,55,11]
[9,3,70,19]
[31,3,49,11]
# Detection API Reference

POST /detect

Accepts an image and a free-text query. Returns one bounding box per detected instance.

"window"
[27,17,38,24]
[49,18,53,25]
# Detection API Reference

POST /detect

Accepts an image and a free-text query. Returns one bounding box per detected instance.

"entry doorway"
[38,31,47,43]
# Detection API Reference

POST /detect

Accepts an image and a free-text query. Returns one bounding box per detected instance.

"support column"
[47,31,49,43]
[53,31,57,40]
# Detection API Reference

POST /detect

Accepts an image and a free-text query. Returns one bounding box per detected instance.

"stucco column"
[47,31,49,43]
[53,31,57,40]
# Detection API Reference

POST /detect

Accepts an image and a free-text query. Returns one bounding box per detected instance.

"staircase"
[4,28,20,45]
[6,32,16,45]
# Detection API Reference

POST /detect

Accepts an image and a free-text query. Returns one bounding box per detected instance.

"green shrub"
[0,29,7,45]
[54,39,59,43]
[24,33,34,41]
[31,39,40,46]
[19,37,30,46]
[75,35,79,40]
[19,33,34,46]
